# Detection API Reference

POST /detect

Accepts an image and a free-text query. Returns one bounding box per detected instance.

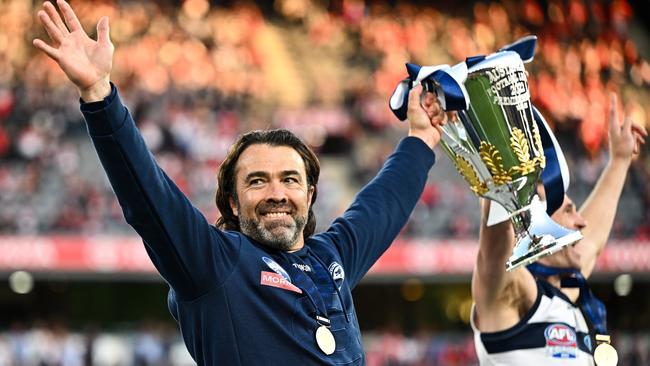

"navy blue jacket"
[80,85,435,365]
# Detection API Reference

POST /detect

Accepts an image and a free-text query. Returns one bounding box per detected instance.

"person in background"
[471,94,646,364]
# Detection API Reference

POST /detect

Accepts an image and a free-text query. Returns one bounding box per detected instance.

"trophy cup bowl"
[433,51,583,271]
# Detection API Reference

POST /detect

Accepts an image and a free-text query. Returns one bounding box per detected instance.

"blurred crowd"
[1,321,650,365]
[1,0,649,239]
[0,321,194,366]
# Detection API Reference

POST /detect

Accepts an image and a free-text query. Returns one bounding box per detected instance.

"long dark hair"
[215,129,320,239]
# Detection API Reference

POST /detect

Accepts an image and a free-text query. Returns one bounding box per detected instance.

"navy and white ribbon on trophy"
[389,35,569,217]
[533,106,571,215]
[388,61,469,121]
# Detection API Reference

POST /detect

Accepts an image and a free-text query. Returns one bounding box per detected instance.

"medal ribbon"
[527,263,608,335]
[279,253,334,326]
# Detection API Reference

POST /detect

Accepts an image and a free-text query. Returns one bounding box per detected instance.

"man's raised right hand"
[33,0,113,102]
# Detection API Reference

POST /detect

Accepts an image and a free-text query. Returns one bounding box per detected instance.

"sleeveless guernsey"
[471,278,595,365]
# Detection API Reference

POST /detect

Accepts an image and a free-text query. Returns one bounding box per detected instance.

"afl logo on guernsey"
[544,324,577,359]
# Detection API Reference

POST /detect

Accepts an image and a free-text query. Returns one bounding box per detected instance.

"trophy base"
[506,231,583,271]
[505,196,584,271]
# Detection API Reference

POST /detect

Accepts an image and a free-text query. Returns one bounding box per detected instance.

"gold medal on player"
[315,325,336,355]
[594,334,618,366]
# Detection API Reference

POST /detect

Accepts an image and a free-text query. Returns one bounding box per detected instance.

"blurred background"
[1,0,650,364]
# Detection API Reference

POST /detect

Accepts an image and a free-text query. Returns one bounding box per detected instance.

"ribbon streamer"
[534,107,570,215]
[389,62,469,121]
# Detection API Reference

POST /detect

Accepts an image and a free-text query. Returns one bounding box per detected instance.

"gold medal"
[594,335,618,366]
[315,325,336,355]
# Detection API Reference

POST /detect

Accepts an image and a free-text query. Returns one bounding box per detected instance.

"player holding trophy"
[390,36,646,365]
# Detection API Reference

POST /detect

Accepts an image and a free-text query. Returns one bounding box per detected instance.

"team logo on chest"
[328,262,345,289]
[544,323,577,359]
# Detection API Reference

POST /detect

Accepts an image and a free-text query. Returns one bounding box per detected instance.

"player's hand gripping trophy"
[390,36,582,271]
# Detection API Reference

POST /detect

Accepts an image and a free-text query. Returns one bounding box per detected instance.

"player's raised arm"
[577,94,647,278]
[472,199,537,332]
[33,0,113,102]
[32,1,235,299]
[320,85,443,286]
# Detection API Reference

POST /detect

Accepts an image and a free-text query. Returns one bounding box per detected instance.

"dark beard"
[238,202,307,251]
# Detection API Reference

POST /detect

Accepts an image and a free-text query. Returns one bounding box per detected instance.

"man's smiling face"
[230,144,314,251]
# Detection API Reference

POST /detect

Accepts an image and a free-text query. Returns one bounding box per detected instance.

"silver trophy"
[435,51,582,271]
